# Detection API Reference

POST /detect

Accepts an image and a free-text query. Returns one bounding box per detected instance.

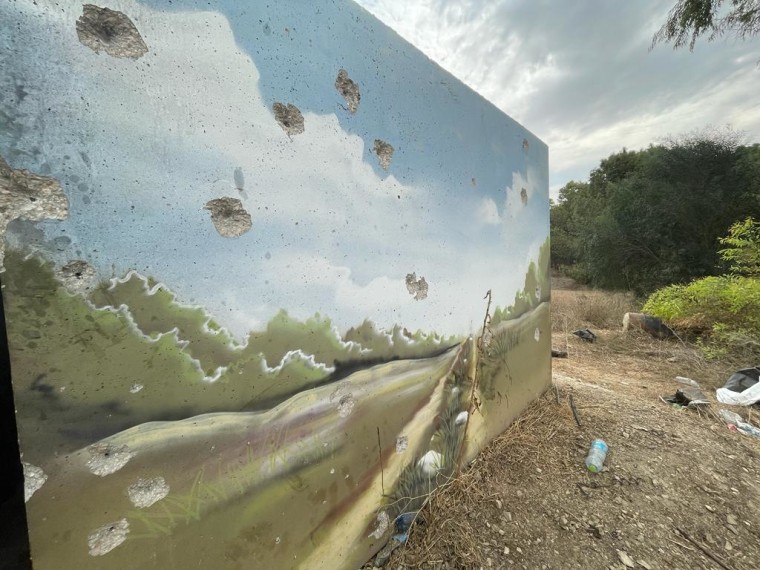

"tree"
[652,0,760,51]
[549,128,760,294]
[719,217,760,276]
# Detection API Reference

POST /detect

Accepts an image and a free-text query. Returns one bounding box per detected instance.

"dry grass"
[389,390,576,569]
[551,288,640,333]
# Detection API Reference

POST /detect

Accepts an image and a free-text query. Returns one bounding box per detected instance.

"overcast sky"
[355,0,760,197]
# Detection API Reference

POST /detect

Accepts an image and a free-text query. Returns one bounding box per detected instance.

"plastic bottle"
[585,439,608,473]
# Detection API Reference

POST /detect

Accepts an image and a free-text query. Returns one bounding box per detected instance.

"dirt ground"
[379,289,760,570]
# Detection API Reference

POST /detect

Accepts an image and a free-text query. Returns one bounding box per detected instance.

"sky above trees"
[356,0,760,197]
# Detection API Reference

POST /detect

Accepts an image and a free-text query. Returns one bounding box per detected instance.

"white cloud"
[476,197,500,225]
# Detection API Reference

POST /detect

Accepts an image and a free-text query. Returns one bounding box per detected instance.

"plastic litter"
[572,329,596,343]
[719,409,760,438]
[716,368,760,406]
[585,439,608,473]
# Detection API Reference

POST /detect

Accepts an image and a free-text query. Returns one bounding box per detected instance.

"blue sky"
[0,0,548,337]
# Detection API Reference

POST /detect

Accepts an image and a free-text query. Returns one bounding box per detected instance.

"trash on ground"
[716,367,760,406]
[572,328,596,343]
[675,376,701,388]
[622,312,674,339]
[719,409,760,438]
[662,385,710,408]
[552,349,568,358]
[585,439,608,473]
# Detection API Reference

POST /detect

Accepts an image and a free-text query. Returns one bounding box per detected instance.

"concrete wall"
[0,1,550,568]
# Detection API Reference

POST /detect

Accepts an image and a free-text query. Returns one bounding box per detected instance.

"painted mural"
[0,1,550,568]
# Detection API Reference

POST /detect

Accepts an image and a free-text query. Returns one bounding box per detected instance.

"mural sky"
[0,0,548,337]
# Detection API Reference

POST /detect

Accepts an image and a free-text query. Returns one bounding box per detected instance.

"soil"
[379,321,760,569]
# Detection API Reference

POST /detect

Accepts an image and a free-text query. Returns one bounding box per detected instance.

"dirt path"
[385,330,760,570]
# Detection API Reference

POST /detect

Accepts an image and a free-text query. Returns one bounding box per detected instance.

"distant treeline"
[551,129,760,294]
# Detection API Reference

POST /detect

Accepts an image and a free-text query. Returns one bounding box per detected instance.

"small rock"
[504,547,510,555]
[505,512,513,522]
[495,499,503,509]
[617,550,635,568]
[638,561,652,570]
[727,514,738,525]
[727,525,738,535]
[705,505,715,512]
[516,547,523,554]
[725,540,732,551]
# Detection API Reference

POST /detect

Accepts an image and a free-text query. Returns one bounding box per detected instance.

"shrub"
[643,275,760,359]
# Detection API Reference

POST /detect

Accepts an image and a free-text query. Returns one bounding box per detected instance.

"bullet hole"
[535,285,541,301]
[76,5,148,59]
[87,519,129,556]
[534,328,540,342]
[335,69,360,113]
[56,260,97,295]
[22,462,47,502]
[373,139,394,171]
[471,178,477,186]
[273,102,304,136]
[0,156,69,269]
[522,138,529,153]
[520,187,528,206]
[395,435,408,453]
[129,383,143,394]
[368,511,389,540]
[405,272,428,301]
[86,442,134,476]
[204,197,252,238]
[233,167,245,190]
[337,394,356,418]
[127,476,170,508]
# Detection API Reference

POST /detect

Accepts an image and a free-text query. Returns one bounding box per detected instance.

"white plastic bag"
[716,381,760,406]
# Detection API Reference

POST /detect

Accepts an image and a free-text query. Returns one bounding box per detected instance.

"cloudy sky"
[355,0,760,196]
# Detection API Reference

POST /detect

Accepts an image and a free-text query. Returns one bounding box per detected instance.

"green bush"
[643,275,760,359]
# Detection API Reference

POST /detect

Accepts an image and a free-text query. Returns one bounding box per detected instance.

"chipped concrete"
[127,476,170,508]
[272,102,305,136]
[405,272,428,301]
[55,260,97,295]
[0,156,69,269]
[520,187,528,206]
[129,383,144,394]
[87,519,130,556]
[522,138,529,153]
[76,5,148,59]
[368,511,389,540]
[22,462,47,502]
[395,435,408,453]
[534,328,541,341]
[85,442,135,476]
[335,69,360,113]
[337,394,356,418]
[373,139,394,171]
[204,197,252,238]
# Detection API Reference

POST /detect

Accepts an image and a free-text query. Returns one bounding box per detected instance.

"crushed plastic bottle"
[585,439,608,473]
